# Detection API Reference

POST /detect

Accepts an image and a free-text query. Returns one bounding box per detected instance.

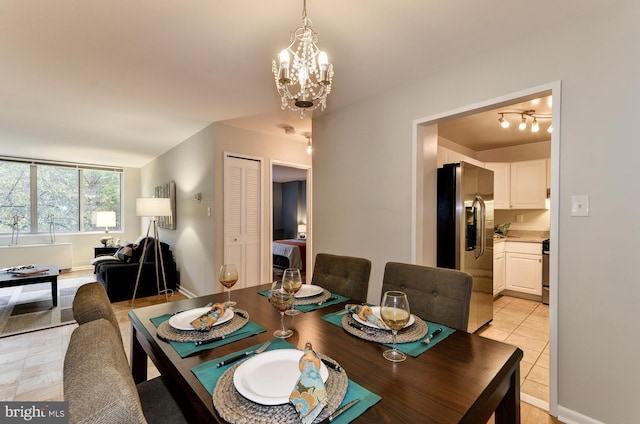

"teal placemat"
[257,289,349,312]
[321,310,455,357]
[192,338,380,424]
[150,314,267,358]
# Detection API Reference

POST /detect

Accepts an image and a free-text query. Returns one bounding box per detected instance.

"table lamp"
[96,211,116,246]
[297,224,307,239]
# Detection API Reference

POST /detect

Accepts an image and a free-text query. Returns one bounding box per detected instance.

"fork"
[215,340,271,367]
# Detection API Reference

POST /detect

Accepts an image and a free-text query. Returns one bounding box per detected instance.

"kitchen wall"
[312,3,639,423]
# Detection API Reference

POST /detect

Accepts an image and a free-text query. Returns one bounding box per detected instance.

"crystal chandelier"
[272,0,334,119]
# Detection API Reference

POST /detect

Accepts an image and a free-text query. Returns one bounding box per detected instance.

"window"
[0,159,122,234]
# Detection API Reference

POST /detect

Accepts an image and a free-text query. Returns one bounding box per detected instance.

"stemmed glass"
[282,268,302,316]
[219,264,239,307]
[380,290,411,362]
[269,280,295,338]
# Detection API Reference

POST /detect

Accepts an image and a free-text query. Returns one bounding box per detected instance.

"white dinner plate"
[294,284,324,298]
[168,306,234,331]
[233,349,329,405]
[352,306,415,330]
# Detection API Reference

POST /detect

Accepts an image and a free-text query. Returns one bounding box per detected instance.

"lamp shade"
[136,198,172,217]
[297,224,307,233]
[96,211,116,228]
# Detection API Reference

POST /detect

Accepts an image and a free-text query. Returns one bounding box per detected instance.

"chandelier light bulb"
[306,141,312,155]
[279,50,290,68]
[498,115,509,128]
[531,118,539,132]
[318,51,328,69]
[547,124,553,133]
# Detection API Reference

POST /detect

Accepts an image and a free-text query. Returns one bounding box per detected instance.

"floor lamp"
[132,197,172,306]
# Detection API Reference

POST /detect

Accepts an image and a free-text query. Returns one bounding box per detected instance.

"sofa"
[64,282,187,424]
[93,237,178,302]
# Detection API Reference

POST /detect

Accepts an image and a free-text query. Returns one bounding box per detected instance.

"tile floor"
[0,271,560,423]
[478,295,550,405]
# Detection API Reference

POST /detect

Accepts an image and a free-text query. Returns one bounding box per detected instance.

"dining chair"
[311,253,372,303]
[381,262,472,332]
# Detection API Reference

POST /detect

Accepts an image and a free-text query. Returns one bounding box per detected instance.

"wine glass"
[282,268,303,316]
[380,290,411,362]
[219,264,238,307]
[269,280,294,338]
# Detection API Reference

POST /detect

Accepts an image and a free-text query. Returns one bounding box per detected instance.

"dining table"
[128,283,523,423]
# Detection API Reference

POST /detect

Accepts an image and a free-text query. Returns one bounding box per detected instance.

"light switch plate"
[571,195,589,217]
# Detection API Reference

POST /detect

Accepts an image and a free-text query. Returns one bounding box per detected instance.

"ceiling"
[0,1,605,167]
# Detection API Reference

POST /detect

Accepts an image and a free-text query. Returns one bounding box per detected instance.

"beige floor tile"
[513,325,548,343]
[536,352,550,369]
[486,318,520,333]
[477,326,511,342]
[493,296,514,309]
[519,317,549,332]
[522,379,550,403]
[16,369,63,395]
[505,333,548,353]
[519,361,534,381]
[521,347,543,365]
[495,309,531,325]
[527,364,550,386]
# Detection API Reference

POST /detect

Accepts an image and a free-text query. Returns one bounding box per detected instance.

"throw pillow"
[90,255,120,266]
[115,244,134,263]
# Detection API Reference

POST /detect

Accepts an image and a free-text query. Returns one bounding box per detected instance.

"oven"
[542,239,550,304]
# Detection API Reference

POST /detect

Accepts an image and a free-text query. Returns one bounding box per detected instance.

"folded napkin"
[344,304,388,329]
[289,341,328,424]
[190,302,228,330]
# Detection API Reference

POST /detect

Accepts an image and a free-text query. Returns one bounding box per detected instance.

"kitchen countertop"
[493,230,549,244]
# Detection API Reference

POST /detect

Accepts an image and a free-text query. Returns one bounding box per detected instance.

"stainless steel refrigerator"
[437,161,494,333]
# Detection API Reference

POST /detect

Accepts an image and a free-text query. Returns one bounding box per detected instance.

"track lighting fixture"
[497,110,551,133]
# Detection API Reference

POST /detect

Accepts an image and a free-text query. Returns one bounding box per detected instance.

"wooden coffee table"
[0,264,60,307]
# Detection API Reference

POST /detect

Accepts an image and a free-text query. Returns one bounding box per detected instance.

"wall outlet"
[516,214,524,223]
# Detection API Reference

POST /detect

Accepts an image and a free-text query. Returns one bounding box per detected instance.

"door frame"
[412,81,561,415]
[270,160,312,282]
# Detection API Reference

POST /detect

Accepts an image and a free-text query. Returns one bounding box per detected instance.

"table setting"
[191,337,381,424]
[322,298,456,359]
[258,284,349,313]
[150,302,267,358]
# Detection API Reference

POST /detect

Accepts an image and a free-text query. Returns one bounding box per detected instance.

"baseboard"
[521,393,548,412]
[556,406,605,424]
[177,286,196,299]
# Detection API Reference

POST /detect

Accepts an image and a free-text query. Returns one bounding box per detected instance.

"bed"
[272,239,307,271]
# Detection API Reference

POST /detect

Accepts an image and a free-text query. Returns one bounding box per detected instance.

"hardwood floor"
[0,270,563,423]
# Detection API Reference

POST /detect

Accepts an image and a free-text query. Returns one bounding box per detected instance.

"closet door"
[224,155,261,288]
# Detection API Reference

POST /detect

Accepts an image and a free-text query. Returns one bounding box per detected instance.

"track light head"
[498,114,509,128]
[531,118,539,132]
[518,115,527,131]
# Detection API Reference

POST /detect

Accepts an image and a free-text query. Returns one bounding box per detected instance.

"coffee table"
[0,264,60,307]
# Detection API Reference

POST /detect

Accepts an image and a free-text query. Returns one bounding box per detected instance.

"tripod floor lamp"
[132,197,172,306]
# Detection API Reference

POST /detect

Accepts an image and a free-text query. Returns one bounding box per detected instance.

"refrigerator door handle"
[473,196,486,258]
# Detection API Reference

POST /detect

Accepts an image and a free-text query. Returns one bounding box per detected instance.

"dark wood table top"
[129,283,522,423]
[0,264,59,283]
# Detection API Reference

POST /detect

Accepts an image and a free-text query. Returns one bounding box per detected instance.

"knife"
[194,330,251,346]
[347,320,372,333]
[215,341,271,367]
[423,328,443,344]
[319,399,360,423]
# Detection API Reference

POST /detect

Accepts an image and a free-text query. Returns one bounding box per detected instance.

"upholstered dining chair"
[311,253,372,303]
[381,262,473,332]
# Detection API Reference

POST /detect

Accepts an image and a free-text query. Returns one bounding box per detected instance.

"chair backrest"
[311,253,372,303]
[381,262,472,332]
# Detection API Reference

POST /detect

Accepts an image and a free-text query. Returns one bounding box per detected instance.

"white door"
[224,155,261,288]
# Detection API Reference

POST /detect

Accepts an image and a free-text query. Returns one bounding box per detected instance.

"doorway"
[412,82,560,415]
[271,162,311,282]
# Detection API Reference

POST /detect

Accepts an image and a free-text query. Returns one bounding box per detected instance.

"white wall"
[140,123,310,297]
[313,4,639,423]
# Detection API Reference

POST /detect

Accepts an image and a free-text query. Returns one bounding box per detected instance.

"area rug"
[0,275,95,338]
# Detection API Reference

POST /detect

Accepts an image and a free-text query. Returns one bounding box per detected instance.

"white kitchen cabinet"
[486,160,547,209]
[509,159,547,209]
[437,146,485,168]
[493,241,506,296]
[485,162,510,209]
[505,242,542,295]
